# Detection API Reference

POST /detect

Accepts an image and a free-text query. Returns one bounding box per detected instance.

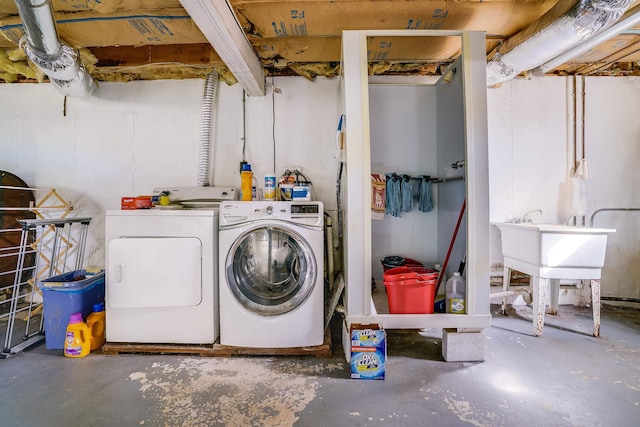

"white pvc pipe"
[325,214,334,290]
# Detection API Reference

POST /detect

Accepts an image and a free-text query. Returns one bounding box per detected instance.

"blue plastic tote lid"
[39,270,105,293]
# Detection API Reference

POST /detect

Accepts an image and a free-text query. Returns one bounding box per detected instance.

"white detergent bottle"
[446,272,466,314]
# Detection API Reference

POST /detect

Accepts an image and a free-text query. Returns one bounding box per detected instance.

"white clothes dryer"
[105,187,235,344]
[218,201,325,348]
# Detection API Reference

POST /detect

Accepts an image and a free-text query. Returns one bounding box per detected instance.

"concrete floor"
[1,302,639,427]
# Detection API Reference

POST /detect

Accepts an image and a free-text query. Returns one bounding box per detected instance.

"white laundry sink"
[495,222,616,268]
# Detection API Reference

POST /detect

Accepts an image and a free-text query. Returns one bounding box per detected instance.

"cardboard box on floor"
[350,323,386,380]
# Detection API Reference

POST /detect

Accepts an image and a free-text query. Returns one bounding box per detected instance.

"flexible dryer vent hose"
[197,71,219,187]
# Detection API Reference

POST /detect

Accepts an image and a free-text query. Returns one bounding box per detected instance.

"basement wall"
[0,76,638,302]
[0,77,341,267]
[487,76,640,303]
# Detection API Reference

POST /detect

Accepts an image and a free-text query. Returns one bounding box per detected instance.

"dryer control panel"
[220,201,323,228]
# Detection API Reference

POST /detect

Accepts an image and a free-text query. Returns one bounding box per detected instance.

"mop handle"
[435,198,466,295]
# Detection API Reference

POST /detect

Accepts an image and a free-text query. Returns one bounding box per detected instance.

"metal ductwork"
[486,0,636,86]
[14,0,95,97]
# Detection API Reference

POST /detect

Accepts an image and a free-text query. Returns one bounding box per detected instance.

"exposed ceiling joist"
[2,1,640,88]
[179,0,265,96]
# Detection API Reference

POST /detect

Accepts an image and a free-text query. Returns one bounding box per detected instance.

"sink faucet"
[523,209,542,223]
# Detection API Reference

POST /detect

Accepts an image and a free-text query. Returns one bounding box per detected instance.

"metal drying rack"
[1,217,92,358]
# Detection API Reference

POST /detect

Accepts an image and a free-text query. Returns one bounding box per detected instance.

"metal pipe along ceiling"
[486,0,636,86]
[14,0,95,97]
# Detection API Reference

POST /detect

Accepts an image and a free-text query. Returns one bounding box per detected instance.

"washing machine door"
[225,225,317,316]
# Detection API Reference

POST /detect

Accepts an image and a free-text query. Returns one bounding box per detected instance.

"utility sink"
[495,222,616,268]
[494,222,615,337]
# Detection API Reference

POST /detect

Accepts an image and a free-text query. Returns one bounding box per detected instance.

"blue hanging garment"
[418,175,434,212]
[385,173,401,217]
[401,174,413,212]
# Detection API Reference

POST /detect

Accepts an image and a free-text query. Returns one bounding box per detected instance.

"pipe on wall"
[325,213,335,290]
[15,0,94,97]
[589,207,640,226]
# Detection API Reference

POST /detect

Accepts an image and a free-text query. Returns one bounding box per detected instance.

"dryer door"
[108,237,202,308]
[225,225,317,316]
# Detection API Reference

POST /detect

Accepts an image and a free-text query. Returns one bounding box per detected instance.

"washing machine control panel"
[291,204,319,215]
[220,201,323,227]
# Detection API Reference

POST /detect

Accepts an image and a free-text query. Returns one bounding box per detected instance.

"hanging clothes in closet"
[400,174,413,213]
[418,175,434,212]
[385,173,402,217]
[371,173,386,220]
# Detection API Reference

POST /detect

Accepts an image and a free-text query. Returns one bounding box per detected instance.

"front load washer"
[218,201,325,348]
[105,187,235,344]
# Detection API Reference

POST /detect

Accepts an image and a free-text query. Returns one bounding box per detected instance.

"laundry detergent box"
[350,324,386,380]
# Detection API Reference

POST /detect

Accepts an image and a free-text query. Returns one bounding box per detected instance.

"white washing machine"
[105,187,235,344]
[218,201,325,348]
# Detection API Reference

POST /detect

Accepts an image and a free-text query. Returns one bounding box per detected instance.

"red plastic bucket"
[380,256,424,272]
[383,267,438,283]
[384,279,436,314]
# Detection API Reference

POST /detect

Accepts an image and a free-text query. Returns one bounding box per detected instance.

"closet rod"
[430,176,465,184]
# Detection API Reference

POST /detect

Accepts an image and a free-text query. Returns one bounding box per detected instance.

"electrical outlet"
[284,166,303,173]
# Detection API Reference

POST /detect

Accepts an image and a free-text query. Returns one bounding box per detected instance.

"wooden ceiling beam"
[91,44,223,67]
[573,39,640,74]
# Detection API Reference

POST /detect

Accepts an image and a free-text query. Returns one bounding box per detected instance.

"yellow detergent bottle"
[240,163,253,201]
[64,312,91,358]
[86,302,106,351]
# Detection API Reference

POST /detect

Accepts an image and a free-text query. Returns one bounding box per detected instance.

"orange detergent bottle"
[240,163,253,201]
[64,312,91,358]
[86,302,106,351]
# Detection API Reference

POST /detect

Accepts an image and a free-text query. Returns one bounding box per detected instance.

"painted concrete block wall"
[580,77,640,300]
[487,77,640,301]
[435,68,467,283]
[1,75,637,300]
[0,77,342,269]
[368,85,439,281]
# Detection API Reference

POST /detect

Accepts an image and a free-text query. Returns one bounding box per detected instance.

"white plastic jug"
[445,272,466,314]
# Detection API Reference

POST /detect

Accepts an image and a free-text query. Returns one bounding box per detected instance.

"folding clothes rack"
[1,217,91,358]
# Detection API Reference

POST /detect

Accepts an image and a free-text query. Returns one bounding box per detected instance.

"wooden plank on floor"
[102,330,332,358]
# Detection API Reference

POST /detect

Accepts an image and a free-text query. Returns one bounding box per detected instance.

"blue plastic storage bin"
[39,270,105,350]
